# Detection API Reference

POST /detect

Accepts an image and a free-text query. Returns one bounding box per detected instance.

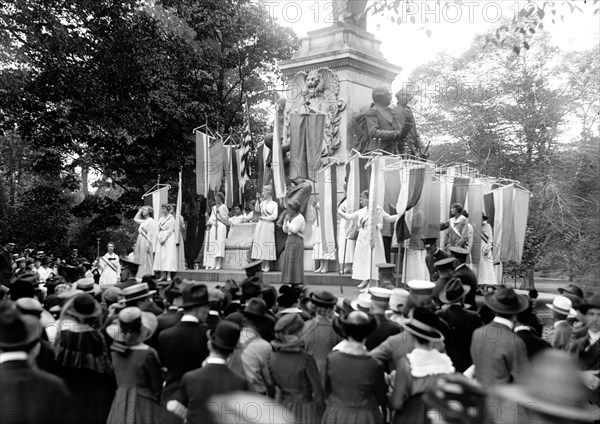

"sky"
[264,0,599,90]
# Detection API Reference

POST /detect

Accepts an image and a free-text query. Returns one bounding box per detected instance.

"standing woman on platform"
[134,206,157,278]
[281,201,305,285]
[204,192,229,270]
[478,213,496,285]
[337,184,355,275]
[98,242,121,285]
[251,185,278,272]
[154,204,177,282]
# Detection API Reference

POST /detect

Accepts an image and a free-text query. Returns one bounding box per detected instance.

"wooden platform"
[175,269,356,286]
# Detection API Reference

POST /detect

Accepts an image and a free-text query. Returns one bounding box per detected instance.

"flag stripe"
[196,132,210,196]
[272,108,286,199]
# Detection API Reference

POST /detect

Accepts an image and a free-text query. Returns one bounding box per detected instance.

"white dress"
[478,221,496,285]
[337,199,356,265]
[98,252,120,285]
[204,204,229,267]
[153,214,177,272]
[251,199,278,261]
[134,217,157,277]
[312,215,336,261]
[347,207,386,281]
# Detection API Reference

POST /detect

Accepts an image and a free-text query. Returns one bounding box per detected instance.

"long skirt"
[251,220,277,260]
[322,404,383,424]
[204,221,227,267]
[134,233,154,278]
[154,235,177,272]
[106,387,163,424]
[351,228,385,281]
[312,221,336,261]
[281,234,304,285]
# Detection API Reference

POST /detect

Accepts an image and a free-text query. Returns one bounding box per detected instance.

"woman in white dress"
[98,242,121,285]
[337,187,356,275]
[251,185,278,272]
[204,192,229,270]
[133,206,157,278]
[338,190,397,289]
[478,213,496,285]
[312,200,336,273]
[229,204,248,227]
[153,203,177,281]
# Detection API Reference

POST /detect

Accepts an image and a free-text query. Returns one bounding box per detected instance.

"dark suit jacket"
[470,321,528,387]
[571,335,600,405]
[425,248,449,282]
[366,313,401,351]
[181,363,248,424]
[365,104,402,153]
[514,327,551,359]
[158,320,210,402]
[1,360,71,424]
[149,308,184,349]
[436,305,483,372]
[452,264,477,310]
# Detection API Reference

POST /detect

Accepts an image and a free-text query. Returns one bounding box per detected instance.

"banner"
[512,188,530,263]
[289,112,326,181]
[367,156,382,248]
[195,131,212,196]
[208,137,224,192]
[143,186,168,221]
[272,108,287,199]
[466,182,483,264]
[224,146,240,207]
[240,99,252,192]
[318,164,338,260]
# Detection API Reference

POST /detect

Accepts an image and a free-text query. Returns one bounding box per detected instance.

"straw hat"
[106,307,158,345]
[546,295,577,318]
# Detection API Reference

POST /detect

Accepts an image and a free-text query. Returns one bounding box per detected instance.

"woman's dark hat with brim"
[492,349,598,422]
[400,307,444,342]
[334,310,377,339]
[309,290,337,308]
[243,298,268,320]
[579,293,600,315]
[106,307,158,345]
[241,276,270,299]
[211,320,241,353]
[0,310,42,350]
[439,278,471,304]
[70,293,103,320]
[484,287,529,315]
[557,283,584,299]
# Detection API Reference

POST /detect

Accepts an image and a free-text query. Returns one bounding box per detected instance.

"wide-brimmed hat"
[75,278,101,296]
[15,297,44,317]
[273,313,305,348]
[579,293,600,315]
[407,280,436,295]
[211,320,241,353]
[492,349,597,422]
[439,278,471,304]
[0,309,43,350]
[120,283,156,304]
[350,293,372,312]
[242,298,268,320]
[180,283,210,308]
[546,295,577,318]
[240,276,270,299]
[400,307,443,342]
[106,307,158,345]
[484,286,528,315]
[69,293,103,320]
[557,283,584,299]
[389,288,410,313]
[309,290,337,308]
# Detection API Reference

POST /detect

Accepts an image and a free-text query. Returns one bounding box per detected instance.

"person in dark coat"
[449,246,477,310]
[181,320,248,424]
[431,257,455,300]
[0,309,72,424]
[470,287,529,388]
[514,303,551,359]
[422,238,449,282]
[115,257,141,290]
[0,241,15,286]
[366,287,401,351]
[364,87,404,154]
[158,283,210,415]
[435,278,483,372]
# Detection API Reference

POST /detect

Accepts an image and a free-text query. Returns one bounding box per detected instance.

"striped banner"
[367,156,382,248]
[143,186,168,219]
[271,108,287,199]
[318,164,338,259]
[239,100,252,192]
[512,188,530,263]
[208,137,224,192]
[224,146,240,207]
[466,182,483,264]
[195,131,212,196]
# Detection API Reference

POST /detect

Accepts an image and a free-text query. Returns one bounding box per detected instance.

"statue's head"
[372,87,392,107]
[306,70,321,89]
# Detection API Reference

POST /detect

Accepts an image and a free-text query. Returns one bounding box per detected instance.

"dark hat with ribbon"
[439,278,471,304]
[309,290,337,308]
[557,283,584,299]
[75,278,101,296]
[71,293,103,319]
[434,257,455,270]
[119,256,140,270]
[484,286,529,315]
[211,320,241,353]
[106,306,158,345]
[0,309,42,350]
[242,298,268,320]
[401,307,444,342]
[243,260,263,277]
[9,271,39,300]
[180,283,210,309]
[121,283,156,304]
[449,246,469,262]
[241,276,270,299]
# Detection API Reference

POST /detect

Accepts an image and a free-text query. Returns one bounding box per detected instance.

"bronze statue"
[364,87,404,154]
[334,0,369,30]
[394,88,429,159]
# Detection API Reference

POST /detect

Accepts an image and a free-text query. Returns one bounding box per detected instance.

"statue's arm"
[366,111,399,142]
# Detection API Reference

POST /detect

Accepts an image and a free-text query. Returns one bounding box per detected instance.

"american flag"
[239,99,252,192]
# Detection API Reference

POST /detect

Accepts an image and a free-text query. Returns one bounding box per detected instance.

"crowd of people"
[0,234,598,424]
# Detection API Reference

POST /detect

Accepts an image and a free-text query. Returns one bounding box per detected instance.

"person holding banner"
[154,204,177,281]
[440,203,469,253]
[204,192,229,270]
[134,206,157,278]
[251,185,278,272]
[98,242,121,285]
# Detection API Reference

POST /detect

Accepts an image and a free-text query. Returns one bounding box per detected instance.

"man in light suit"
[470,286,529,387]
[0,309,71,424]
